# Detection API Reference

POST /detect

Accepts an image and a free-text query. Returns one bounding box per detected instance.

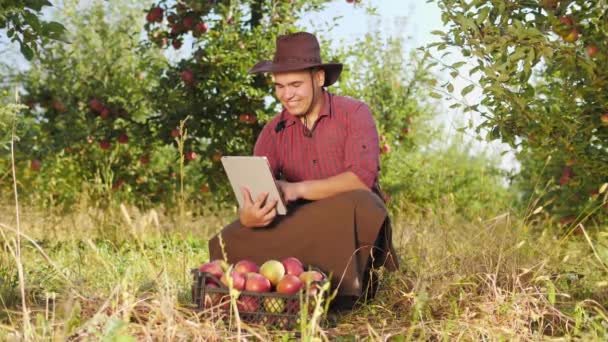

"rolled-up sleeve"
[344,103,379,188]
[254,121,280,179]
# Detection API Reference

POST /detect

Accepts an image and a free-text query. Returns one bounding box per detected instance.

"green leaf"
[429,92,442,99]
[461,84,475,97]
[23,10,42,32]
[447,83,454,93]
[20,43,34,60]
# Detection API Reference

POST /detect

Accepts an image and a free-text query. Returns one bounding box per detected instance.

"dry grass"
[1,199,607,341]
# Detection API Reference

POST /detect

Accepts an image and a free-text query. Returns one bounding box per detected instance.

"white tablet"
[220,156,287,215]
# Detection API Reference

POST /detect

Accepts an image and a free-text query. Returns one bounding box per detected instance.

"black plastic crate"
[191,269,327,329]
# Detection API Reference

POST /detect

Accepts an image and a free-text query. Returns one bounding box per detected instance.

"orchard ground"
[1,192,607,340]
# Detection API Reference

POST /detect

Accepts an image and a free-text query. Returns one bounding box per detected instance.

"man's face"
[272,69,325,116]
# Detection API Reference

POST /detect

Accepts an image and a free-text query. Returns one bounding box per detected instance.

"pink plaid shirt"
[254,91,380,189]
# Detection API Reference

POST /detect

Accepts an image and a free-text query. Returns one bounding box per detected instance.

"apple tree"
[141,0,333,203]
[432,0,608,223]
[6,0,170,208]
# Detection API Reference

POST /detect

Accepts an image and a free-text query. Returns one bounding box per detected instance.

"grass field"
[1,198,607,341]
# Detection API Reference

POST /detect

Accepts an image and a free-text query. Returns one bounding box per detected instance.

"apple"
[260,260,285,286]
[237,295,259,312]
[30,159,41,172]
[200,184,210,193]
[180,69,195,86]
[199,261,224,283]
[245,272,271,292]
[182,16,195,30]
[185,151,197,161]
[89,98,104,113]
[146,7,163,23]
[171,128,181,138]
[139,155,150,165]
[100,107,110,120]
[281,257,303,277]
[211,259,229,272]
[247,113,257,124]
[563,29,579,43]
[299,270,324,285]
[99,139,111,150]
[202,282,220,307]
[234,259,259,274]
[52,100,66,113]
[194,22,208,35]
[586,45,599,58]
[220,271,246,290]
[559,16,573,28]
[263,297,285,313]
[238,113,250,123]
[118,133,129,144]
[172,39,183,49]
[276,274,303,294]
[601,113,608,125]
[381,143,391,154]
[541,0,558,10]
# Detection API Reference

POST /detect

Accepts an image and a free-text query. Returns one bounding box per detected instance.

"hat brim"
[249,61,343,87]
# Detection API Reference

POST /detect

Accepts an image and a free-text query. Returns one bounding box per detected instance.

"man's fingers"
[241,187,253,206]
[261,208,277,224]
[260,198,278,216]
[253,192,269,208]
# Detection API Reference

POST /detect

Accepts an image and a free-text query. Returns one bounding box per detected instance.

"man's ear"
[315,68,326,87]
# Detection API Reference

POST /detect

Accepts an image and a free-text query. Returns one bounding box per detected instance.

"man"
[208,32,399,309]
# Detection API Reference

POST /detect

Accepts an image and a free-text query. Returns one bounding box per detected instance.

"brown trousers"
[208,189,399,307]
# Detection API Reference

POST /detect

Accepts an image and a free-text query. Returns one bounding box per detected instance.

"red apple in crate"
[260,260,285,286]
[281,257,304,276]
[234,259,259,274]
[220,271,246,290]
[277,275,303,295]
[245,273,271,293]
[238,295,259,312]
[211,259,229,271]
[199,261,224,284]
[299,270,324,285]
[203,282,220,307]
[263,297,285,314]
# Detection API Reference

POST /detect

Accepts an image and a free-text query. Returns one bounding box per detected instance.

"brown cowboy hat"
[249,32,343,87]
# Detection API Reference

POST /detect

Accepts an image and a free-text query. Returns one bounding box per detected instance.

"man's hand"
[239,187,278,228]
[276,180,304,203]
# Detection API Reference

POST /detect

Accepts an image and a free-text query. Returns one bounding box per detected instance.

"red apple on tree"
[139,155,150,165]
[194,22,208,36]
[185,151,197,161]
[586,45,599,57]
[234,259,259,274]
[30,159,41,172]
[99,139,111,150]
[601,113,608,125]
[260,260,285,286]
[171,128,181,138]
[100,107,110,120]
[146,7,163,23]
[172,38,183,49]
[89,98,104,113]
[118,133,129,144]
[281,257,304,277]
[180,69,195,86]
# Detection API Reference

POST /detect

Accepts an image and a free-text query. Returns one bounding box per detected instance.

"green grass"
[1,199,607,341]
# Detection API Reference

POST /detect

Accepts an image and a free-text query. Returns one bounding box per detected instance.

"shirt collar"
[283,90,330,126]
